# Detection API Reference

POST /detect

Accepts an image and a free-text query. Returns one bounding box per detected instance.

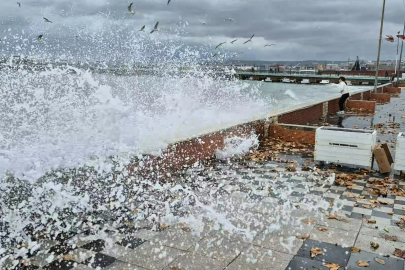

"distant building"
[326,64,339,70]
[315,64,323,71]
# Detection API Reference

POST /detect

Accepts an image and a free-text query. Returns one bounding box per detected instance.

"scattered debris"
[324,263,341,270]
[310,247,323,258]
[317,227,328,232]
[296,234,310,240]
[350,247,361,253]
[370,242,379,249]
[374,258,385,265]
[393,248,405,259]
[303,218,315,224]
[357,260,369,267]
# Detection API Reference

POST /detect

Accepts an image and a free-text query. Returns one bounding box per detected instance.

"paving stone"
[285,256,331,270]
[43,259,76,270]
[371,210,394,219]
[124,242,185,270]
[165,252,228,270]
[359,225,405,243]
[346,250,405,270]
[253,223,313,255]
[83,253,117,269]
[150,227,204,251]
[296,239,351,266]
[311,226,357,246]
[71,264,94,270]
[130,229,161,240]
[190,230,250,262]
[69,248,96,263]
[351,207,373,216]
[226,245,293,270]
[317,215,362,233]
[30,252,57,268]
[354,233,405,258]
[103,260,147,270]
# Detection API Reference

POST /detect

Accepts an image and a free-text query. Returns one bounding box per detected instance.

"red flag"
[397,35,405,40]
[385,35,395,42]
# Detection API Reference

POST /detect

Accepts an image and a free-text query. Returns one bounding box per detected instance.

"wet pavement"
[2,91,405,270]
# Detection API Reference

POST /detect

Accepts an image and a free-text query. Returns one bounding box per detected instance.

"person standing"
[337,76,349,114]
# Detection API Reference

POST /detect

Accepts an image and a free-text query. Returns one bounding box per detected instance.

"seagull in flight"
[150,21,159,33]
[37,35,43,41]
[215,42,226,50]
[198,19,206,25]
[167,0,172,5]
[230,39,237,44]
[43,17,52,23]
[17,2,21,7]
[139,25,145,32]
[243,34,254,44]
[264,44,276,47]
[128,3,135,15]
[224,18,235,22]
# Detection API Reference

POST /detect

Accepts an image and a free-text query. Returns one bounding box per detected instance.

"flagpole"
[373,0,386,93]
[396,31,400,74]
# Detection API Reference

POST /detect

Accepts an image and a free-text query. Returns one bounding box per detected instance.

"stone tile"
[311,226,357,246]
[396,196,405,201]
[43,259,76,270]
[285,256,331,270]
[323,193,341,200]
[104,260,148,270]
[354,233,405,258]
[359,225,405,243]
[371,210,394,219]
[30,252,57,268]
[352,207,373,216]
[296,239,351,266]
[166,252,228,270]
[346,250,405,270]
[69,248,96,263]
[226,245,293,270]
[374,206,394,213]
[367,216,393,226]
[317,216,363,233]
[349,212,371,220]
[83,253,117,269]
[71,264,94,270]
[253,223,313,255]
[130,229,161,240]
[124,242,185,270]
[150,227,204,251]
[190,231,250,262]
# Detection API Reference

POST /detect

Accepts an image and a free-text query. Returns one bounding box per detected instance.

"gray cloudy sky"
[1,0,405,61]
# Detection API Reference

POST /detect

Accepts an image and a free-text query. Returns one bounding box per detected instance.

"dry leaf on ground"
[303,218,315,224]
[370,242,379,249]
[324,263,341,270]
[328,214,338,220]
[387,212,394,215]
[367,219,376,224]
[62,254,74,261]
[317,227,328,231]
[381,234,397,241]
[171,267,181,270]
[393,248,405,258]
[374,258,385,265]
[296,234,310,240]
[357,260,369,267]
[310,247,323,258]
[351,247,361,253]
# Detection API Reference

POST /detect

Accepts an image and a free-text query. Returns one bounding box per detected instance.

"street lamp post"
[373,0,386,93]
[396,22,405,87]
[395,31,401,74]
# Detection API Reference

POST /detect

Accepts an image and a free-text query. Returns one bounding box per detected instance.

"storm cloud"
[0,0,404,61]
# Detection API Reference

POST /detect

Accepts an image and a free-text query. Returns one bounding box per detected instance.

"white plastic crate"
[315,127,377,168]
[394,133,405,171]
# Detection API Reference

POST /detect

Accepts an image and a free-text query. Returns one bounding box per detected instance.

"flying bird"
[150,21,159,34]
[230,39,237,44]
[385,35,394,43]
[167,0,172,5]
[37,35,43,41]
[43,17,52,23]
[128,3,135,14]
[17,2,21,7]
[215,42,226,50]
[139,25,145,32]
[264,44,276,47]
[224,18,235,22]
[198,19,206,25]
[243,34,254,44]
